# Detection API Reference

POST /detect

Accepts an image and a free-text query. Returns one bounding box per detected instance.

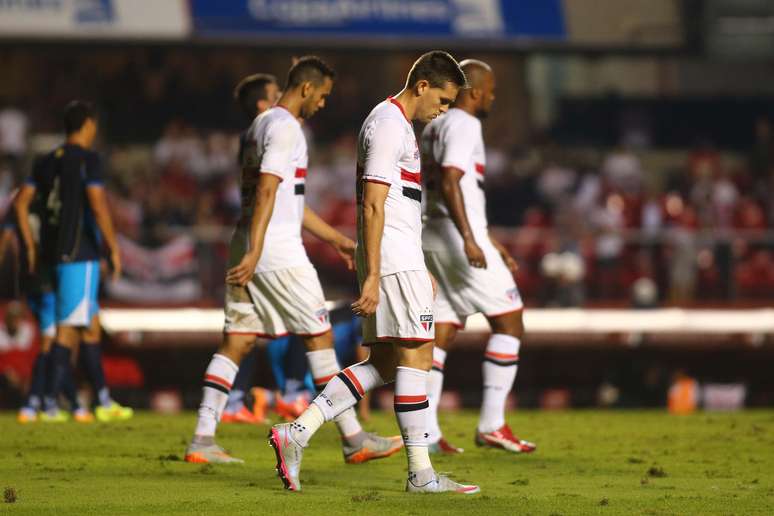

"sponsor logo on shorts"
[315,308,329,325]
[506,288,519,304]
[420,314,434,332]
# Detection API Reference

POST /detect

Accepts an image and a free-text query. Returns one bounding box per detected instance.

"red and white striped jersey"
[356,98,426,276]
[421,107,489,253]
[240,106,310,272]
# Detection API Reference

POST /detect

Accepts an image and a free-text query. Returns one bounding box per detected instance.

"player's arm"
[226,173,281,286]
[488,233,518,273]
[86,185,122,280]
[439,166,486,268]
[12,185,37,274]
[302,206,355,271]
[0,227,15,265]
[351,180,389,317]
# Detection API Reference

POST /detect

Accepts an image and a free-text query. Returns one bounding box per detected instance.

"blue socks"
[47,343,72,412]
[23,352,49,410]
[80,343,111,408]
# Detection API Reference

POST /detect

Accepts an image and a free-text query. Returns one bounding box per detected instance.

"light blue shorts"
[27,291,56,337]
[56,260,100,327]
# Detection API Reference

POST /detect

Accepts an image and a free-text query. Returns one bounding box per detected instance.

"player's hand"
[352,274,379,317]
[464,238,487,269]
[428,271,438,299]
[227,253,259,286]
[109,247,122,281]
[333,236,356,271]
[499,248,519,273]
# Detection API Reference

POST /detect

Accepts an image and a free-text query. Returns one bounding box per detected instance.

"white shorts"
[223,264,331,338]
[424,249,523,328]
[360,270,435,345]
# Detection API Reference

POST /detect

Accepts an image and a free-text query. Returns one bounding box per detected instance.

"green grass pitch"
[1,410,772,515]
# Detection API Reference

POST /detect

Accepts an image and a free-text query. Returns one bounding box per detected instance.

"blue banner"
[190,0,565,41]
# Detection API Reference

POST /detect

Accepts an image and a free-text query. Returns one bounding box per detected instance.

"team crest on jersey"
[506,288,519,303]
[420,314,434,332]
[315,308,329,325]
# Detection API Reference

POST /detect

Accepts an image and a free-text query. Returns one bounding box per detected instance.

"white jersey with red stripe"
[239,106,310,272]
[356,97,425,276]
[421,107,489,253]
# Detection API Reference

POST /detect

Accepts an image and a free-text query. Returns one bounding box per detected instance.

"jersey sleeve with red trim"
[362,117,403,185]
[260,118,299,182]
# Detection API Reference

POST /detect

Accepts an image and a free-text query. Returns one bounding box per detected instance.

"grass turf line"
[1,410,772,515]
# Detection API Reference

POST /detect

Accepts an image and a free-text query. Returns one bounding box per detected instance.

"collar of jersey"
[386,97,410,123]
[273,104,295,117]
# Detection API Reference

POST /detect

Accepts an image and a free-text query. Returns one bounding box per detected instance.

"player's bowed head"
[281,56,336,120]
[456,59,496,119]
[397,50,468,124]
[233,73,280,121]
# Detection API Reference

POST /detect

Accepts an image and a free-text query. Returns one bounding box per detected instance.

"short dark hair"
[234,73,278,119]
[63,100,96,135]
[286,56,336,90]
[407,51,467,89]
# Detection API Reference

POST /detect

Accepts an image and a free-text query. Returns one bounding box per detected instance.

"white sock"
[395,366,432,474]
[194,354,238,437]
[426,347,447,443]
[478,334,520,433]
[293,361,385,447]
[291,403,326,447]
[307,348,363,438]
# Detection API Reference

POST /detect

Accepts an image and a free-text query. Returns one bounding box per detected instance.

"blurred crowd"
[487,118,774,307]
[1,103,772,307]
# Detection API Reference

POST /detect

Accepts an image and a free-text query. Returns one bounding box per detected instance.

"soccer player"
[220,73,282,425]
[2,191,88,423]
[270,51,479,494]
[421,60,535,454]
[223,73,320,425]
[14,100,132,423]
[185,57,402,465]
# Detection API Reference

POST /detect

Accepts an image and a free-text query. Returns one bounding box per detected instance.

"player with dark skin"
[430,61,523,357]
[220,71,353,367]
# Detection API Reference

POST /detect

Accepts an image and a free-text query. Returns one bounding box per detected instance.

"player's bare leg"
[355,344,371,421]
[186,333,257,464]
[303,332,402,464]
[476,309,535,453]
[426,323,464,454]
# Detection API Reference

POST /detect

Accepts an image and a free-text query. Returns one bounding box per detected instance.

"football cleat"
[475,424,536,453]
[222,405,264,425]
[406,469,480,494]
[268,423,303,491]
[95,401,134,422]
[274,394,309,422]
[39,409,69,423]
[184,442,244,464]
[343,432,404,464]
[17,408,37,424]
[73,408,95,423]
[429,437,464,455]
